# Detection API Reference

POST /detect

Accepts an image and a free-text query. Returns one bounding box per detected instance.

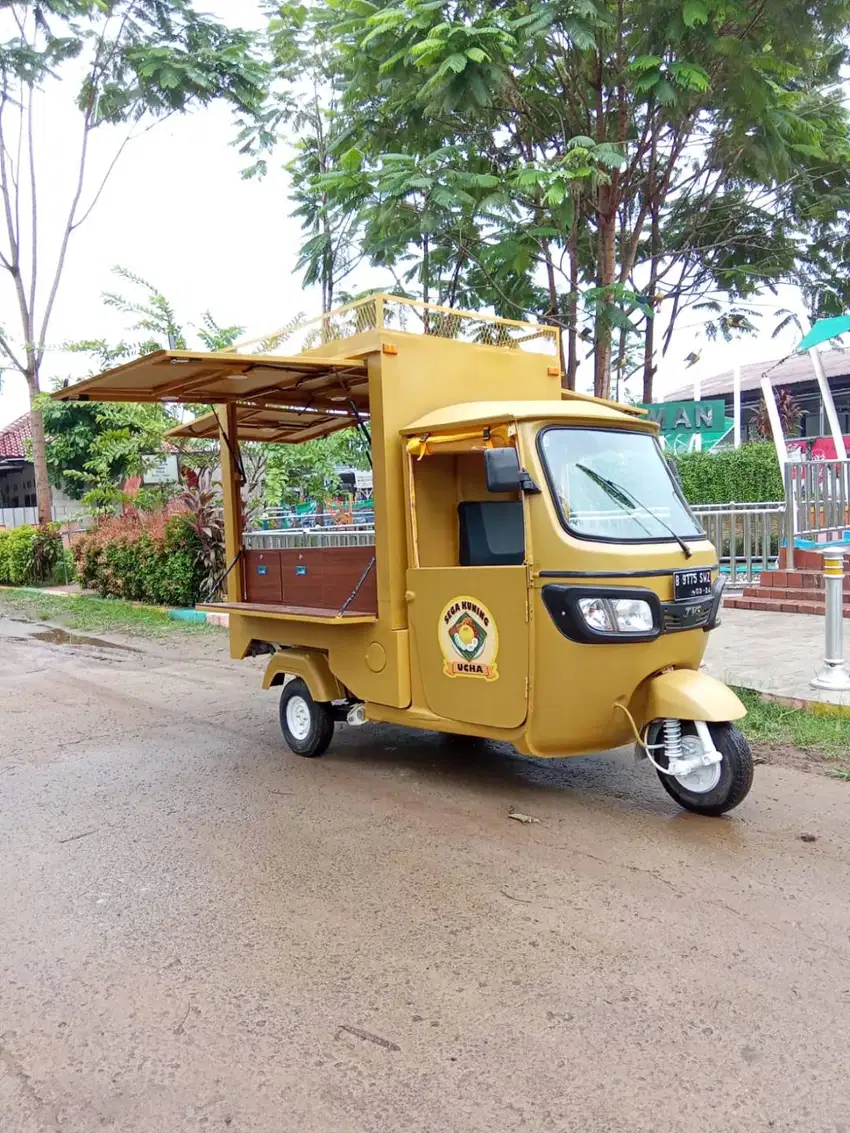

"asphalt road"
[1,615,850,1133]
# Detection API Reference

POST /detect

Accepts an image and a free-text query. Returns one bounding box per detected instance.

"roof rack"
[234,294,560,358]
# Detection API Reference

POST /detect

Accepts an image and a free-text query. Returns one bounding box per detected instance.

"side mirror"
[484,447,540,494]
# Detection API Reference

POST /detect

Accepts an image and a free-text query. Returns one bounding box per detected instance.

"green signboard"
[638,399,733,453]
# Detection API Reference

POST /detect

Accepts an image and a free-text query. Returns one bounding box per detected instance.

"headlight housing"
[578,596,655,634]
[542,584,662,644]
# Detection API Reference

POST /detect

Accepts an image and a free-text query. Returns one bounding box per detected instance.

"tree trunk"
[594,206,616,400]
[642,207,661,403]
[542,244,567,384]
[26,371,52,525]
[566,217,578,390]
[615,322,628,402]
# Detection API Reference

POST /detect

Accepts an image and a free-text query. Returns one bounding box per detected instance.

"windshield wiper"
[575,463,694,559]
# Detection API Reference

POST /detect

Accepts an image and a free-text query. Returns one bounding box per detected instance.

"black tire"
[653,721,754,816]
[278,678,335,758]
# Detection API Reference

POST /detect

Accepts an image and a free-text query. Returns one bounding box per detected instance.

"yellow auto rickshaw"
[55,295,751,816]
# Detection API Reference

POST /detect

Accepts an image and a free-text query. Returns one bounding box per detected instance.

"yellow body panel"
[262,650,344,701]
[407,565,528,728]
[228,613,412,710]
[642,669,746,724]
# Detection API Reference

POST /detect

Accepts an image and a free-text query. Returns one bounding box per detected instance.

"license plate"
[673,568,713,601]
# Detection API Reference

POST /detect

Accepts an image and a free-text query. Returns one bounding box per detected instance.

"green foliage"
[672,444,784,504]
[735,687,850,763]
[178,469,226,600]
[0,590,219,638]
[0,2,271,527]
[44,267,249,509]
[38,394,175,502]
[73,513,206,608]
[265,0,850,398]
[0,524,63,585]
[263,429,370,506]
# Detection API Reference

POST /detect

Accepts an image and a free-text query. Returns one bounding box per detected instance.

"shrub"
[73,510,207,608]
[671,443,784,505]
[0,524,63,585]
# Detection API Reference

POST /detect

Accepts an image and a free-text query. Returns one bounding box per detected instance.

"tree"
[263,429,370,508]
[46,265,369,511]
[280,0,850,399]
[0,0,268,524]
[42,266,245,508]
[37,396,174,503]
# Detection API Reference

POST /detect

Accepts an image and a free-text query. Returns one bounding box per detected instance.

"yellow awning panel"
[166,404,359,445]
[52,350,368,412]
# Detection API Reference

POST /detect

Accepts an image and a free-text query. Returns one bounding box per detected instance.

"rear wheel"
[279,678,334,758]
[652,721,754,816]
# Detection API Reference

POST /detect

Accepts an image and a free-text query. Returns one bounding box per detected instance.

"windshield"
[538,427,703,542]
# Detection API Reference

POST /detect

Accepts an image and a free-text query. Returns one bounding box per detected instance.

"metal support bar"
[809,348,847,461]
[811,550,850,692]
[784,463,796,570]
[217,404,245,604]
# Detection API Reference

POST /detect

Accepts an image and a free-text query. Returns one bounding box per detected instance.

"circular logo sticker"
[438,596,499,681]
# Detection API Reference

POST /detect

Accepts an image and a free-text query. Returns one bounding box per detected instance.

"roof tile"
[0,413,31,460]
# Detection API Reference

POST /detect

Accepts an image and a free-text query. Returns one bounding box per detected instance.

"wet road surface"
[1,615,849,1132]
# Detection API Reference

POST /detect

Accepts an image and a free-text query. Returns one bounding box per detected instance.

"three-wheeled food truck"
[55,295,752,815]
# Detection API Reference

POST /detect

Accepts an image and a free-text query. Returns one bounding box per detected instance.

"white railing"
[245,523,376,549]
[0,503,87,529]
[783,460,850,566]
[692,502,785,586]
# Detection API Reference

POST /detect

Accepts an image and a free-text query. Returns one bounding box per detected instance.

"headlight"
[578,596,655,635]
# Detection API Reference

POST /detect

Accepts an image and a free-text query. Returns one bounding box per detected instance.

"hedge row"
[671,443,784,505]
[0,524,64,586]
[73,513,205,608]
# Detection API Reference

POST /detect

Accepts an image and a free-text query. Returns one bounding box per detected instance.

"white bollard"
[811,549,850,691]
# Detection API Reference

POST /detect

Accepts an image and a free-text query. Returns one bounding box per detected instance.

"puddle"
[31,627,140,653]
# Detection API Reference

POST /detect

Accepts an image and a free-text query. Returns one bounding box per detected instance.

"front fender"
[262,650,344,702]
[640,668,746,726]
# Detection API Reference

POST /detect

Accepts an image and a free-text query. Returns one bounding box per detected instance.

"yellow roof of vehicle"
[401,398,656,436]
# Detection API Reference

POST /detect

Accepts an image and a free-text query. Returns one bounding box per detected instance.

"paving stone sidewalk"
[704,604,850,709]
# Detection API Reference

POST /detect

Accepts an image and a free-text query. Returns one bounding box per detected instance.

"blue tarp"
[798,316,850,352]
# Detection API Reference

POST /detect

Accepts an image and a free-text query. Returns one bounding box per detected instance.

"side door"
[407,497,529,728]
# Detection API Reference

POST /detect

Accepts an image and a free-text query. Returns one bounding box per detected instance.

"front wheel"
[652,721,754,816]
[279,678,335,758]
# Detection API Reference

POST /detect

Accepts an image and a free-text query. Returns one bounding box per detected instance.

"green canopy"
[798,315,850,351]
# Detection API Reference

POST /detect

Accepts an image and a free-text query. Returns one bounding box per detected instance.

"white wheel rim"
[286,695,312,741]
[673,734,722,794]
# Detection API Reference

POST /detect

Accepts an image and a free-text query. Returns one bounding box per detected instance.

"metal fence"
[692,502,785,586]
[0,504,89,529]
[783,460,850,566]
[245,524,376,550]
[256,508,376,530]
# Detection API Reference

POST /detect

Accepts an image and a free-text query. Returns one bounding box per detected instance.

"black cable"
[209,405,247,485]
[206,550,243,601]
[336,376,373,469]
[339,556,376,616]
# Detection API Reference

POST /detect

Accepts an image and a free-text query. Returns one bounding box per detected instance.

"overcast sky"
[0,0,807,429]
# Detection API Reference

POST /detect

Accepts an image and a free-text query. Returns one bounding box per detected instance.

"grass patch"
[735,686,850,759]
[0,589,221,639]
